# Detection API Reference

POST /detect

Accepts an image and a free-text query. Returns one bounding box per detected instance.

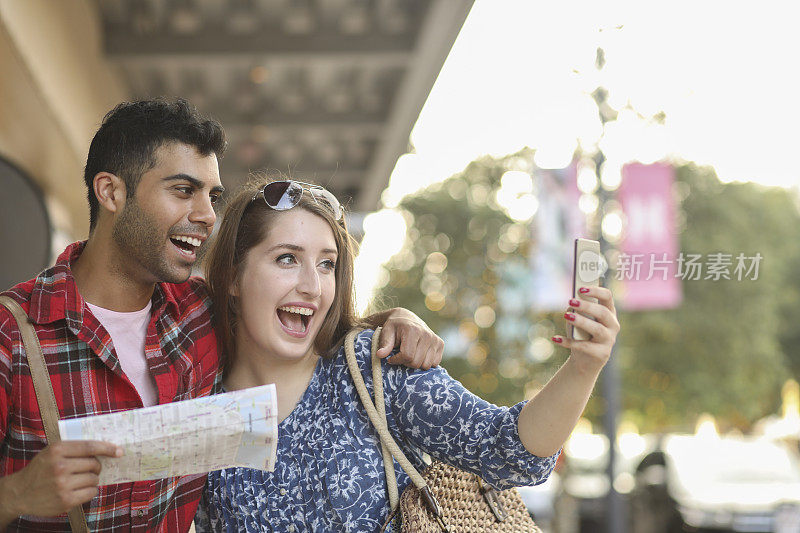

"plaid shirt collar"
[28,241,180,327]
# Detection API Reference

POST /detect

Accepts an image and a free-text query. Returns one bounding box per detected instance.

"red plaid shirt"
[0,242,220,532]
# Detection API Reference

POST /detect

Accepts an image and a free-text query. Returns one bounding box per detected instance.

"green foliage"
[373,150,564,407]
[619,164,799,431]
[375,153,800,433]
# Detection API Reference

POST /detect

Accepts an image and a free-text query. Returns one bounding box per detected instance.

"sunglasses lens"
[262,181,302,210]
[258,180,342,220]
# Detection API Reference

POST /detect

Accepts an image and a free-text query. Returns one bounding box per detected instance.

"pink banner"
[617,162,682,310]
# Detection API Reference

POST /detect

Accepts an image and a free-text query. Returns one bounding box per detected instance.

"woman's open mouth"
[277,305,314,338]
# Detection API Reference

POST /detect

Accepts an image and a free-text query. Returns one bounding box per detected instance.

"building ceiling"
[95,0,474,218]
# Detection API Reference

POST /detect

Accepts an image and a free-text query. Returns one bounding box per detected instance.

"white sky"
[355,0,800,311]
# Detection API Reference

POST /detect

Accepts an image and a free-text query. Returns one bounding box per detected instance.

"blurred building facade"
[0,0,472,285]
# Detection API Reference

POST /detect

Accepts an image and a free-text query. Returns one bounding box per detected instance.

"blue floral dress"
[195,329,558,532]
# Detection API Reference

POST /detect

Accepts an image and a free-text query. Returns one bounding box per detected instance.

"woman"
[195,176,620,532]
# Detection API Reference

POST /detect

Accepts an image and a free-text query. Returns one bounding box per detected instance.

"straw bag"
[343,328,541,533]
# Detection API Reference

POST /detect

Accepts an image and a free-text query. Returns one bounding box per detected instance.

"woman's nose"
[297,267,321,297]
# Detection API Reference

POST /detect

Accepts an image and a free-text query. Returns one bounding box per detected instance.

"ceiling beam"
[105,30,416,57]
[222,122,383,140]
[218,163,364,190]
[214,109,387,129]
[356,0,475,211]
[113,51,411,68]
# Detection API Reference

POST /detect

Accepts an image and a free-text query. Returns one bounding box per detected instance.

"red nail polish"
[579,287,590,294]
[564,312,576,321]
[551,336,562,344]
[569,298,580,307]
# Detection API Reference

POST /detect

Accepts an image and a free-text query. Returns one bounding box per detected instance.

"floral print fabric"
[196,329,558,532]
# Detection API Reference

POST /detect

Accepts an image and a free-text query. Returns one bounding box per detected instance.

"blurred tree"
[619,164,799,431]
[371,149,563,407]
[374,153,800,432]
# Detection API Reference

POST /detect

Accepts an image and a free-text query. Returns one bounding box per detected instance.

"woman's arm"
[376,286,618,487]
[518,286,620,457]
[378,343,557,489]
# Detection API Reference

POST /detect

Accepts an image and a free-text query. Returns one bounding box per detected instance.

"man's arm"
[0,441,122,527]
[0,315,122,527]
[0,325,15,527]
[364,307,444,370]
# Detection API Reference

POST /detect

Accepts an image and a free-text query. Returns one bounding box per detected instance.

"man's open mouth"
[277,305,313,333]
[169,234,203,255]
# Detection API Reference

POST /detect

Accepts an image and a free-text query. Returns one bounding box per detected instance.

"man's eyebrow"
[163,174,225,194]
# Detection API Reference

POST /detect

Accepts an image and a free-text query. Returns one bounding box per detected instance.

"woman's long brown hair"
[203,172,367,376]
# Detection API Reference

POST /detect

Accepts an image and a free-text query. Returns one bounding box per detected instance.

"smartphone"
[568,238,603,341]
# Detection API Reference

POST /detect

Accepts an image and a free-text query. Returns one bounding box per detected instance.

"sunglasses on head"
[252,180,343,221]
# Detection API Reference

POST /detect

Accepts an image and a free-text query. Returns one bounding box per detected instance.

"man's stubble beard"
[112,196,191,284]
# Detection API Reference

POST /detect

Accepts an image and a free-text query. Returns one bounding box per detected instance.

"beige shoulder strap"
[344,328,450,532]
[0,295,90,533]
[343,328,428,491]
[367,327,400,509]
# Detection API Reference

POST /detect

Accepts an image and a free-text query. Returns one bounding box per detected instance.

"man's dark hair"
[83,97,227,230]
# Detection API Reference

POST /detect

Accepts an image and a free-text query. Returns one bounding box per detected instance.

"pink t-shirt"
[86,301,158,407]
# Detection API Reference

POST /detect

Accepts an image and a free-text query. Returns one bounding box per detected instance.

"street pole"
[602,340,625,533]
[592,50,627,533]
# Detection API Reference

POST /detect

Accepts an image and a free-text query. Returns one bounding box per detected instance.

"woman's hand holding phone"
[552,286,620,374]
[552,238,619,373]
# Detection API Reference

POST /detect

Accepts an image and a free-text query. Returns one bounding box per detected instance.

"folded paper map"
[59,384,278,485]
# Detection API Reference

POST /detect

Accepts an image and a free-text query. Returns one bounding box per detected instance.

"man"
[0,98,443,531]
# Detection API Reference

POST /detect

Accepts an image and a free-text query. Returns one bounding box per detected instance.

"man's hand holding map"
[58,384,278,485]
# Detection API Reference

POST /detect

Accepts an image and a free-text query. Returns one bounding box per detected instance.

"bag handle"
[344,328,448,530]
[366,327,399,510]
[343,328,426,486]
[0,295,90,533]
